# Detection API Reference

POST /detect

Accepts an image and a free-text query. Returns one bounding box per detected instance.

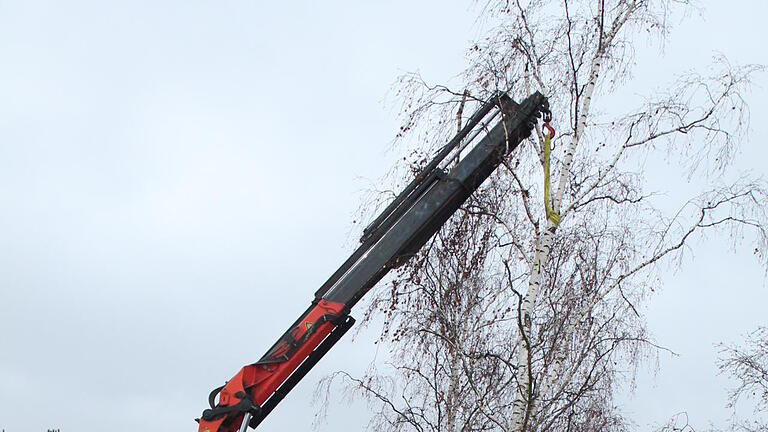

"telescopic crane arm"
[197,91,550,432]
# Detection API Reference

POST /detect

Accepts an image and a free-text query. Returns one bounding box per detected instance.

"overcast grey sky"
[1,1,766,431]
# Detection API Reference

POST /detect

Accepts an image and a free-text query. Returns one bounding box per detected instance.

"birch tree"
[318,1,767,430]
[717,327,768,431]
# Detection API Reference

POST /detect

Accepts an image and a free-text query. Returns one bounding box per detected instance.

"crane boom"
[197,91,549,432]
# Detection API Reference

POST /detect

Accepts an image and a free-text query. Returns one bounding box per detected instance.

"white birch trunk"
[445,342,461,432]
[509,222,556,429]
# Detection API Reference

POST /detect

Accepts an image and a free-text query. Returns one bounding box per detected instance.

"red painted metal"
[197,300,346,432]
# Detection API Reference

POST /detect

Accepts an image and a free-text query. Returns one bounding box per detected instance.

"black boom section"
[311,94,505,301]
[323,91,547,308]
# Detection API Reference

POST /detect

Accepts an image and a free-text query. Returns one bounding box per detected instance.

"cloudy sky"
[1,1,766,431]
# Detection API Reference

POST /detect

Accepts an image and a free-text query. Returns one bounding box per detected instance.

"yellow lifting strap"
[542,121,560,227]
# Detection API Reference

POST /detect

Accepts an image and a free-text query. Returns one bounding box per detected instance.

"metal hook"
[542,122,555,139]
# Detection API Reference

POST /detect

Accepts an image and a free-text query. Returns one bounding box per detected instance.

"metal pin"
[238,413,252,432]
